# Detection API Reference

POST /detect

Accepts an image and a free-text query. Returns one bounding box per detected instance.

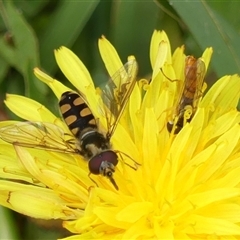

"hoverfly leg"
[88,172,99,188]
[115,150,140,170]
[160,68,179,83]
[157,105,175,130]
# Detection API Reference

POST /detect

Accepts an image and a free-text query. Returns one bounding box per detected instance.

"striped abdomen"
[59,91,96,137]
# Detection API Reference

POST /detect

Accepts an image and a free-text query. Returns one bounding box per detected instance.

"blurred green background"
[0,0,240,239]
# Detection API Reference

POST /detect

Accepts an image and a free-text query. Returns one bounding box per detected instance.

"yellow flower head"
[1,31,240,239]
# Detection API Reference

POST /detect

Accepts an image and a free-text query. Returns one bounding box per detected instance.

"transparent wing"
[0,121,80,154]
[177,56,206,112]
[193,57,206,107]
[101,58,138,139]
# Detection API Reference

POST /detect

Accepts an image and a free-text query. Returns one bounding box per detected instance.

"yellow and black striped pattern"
[59,91,96,137]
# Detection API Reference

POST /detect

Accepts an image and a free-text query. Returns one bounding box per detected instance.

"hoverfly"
[167,55,206,134]
[0,58,139,190]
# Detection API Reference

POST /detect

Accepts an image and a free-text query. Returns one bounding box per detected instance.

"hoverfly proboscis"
[167,55,206,134]
[0,58,139,190]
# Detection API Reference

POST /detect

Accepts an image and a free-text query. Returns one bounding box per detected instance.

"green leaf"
[0,207,19,240]
[0,56,8,85]
[166,0,240,77]
[12,0,49,17]
[0,1,47,102]
[110,1,159,76]
[39,1,100,74]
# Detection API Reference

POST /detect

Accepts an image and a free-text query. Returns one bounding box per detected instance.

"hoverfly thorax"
[80,130,110,157]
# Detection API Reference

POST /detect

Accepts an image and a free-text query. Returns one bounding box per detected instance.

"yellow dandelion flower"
[0,31,240,239]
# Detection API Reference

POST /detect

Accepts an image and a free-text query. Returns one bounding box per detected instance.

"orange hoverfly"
[0,58,139,190]
[167,55,206,134]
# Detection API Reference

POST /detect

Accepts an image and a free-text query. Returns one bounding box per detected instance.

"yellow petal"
[201,75,240,115]
[54,46,95,92]
[152,40,168,80]
[202,47,213,71]
[150,30,172,69]
[184,214,240,235]
[116,201,153,222]
[4,94,57,122]
[0,181,78,220]
[172,45,185,80]
[34,67,71,100]
[98,35,123,77]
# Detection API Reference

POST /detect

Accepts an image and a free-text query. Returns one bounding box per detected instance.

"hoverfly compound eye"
[88,150,118,175]
[88,151,119,190]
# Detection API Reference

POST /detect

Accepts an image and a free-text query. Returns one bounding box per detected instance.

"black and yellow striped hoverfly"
[0,58,139,190]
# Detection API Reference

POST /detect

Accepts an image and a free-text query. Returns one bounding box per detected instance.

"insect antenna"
[115,150,140,170]
[88,173,99,188]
